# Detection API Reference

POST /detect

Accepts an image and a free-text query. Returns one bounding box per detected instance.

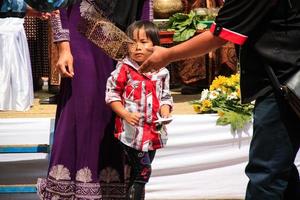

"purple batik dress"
[37,1,152,199]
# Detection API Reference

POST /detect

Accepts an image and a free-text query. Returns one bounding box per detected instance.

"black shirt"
[210,0,300,103]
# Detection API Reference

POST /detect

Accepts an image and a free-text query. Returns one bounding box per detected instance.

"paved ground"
[0,89,201,118]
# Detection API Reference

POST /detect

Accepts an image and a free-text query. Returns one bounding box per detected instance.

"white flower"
[200,89,209,101]
[227,92,239,100]
[209,90,219,100]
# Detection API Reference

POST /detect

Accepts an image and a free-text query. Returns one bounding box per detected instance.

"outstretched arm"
[26,5,53,19]
[139,0,277,73]
[139,31,227,73]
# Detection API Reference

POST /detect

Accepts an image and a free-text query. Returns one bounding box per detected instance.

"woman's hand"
[139,46,172,73]
[124,112,141,126]
[26,6,58,20]
[56,41,74,78]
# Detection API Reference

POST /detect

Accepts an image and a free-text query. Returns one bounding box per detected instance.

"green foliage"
[167,11,213,42]
[214,110,252,136]
[191,74,254,136]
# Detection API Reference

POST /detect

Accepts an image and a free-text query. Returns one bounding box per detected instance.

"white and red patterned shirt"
[106,57,173,152]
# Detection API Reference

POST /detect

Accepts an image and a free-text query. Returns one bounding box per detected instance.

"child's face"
[128,28,154,65]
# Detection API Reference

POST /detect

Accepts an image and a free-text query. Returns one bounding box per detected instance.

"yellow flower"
[210,75,227,91]
[193,104,201,113]
[202,99,212,109]
[231,74,240,83]
[191,73,253,135]
[236,87,241,97]
[217,110,225,116]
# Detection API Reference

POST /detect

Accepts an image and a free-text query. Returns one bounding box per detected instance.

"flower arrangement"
[191,73,254,137]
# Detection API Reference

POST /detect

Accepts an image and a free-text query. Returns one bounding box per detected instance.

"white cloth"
[146,114,300,199]
[0,18,34,111]
[0,115,299,199]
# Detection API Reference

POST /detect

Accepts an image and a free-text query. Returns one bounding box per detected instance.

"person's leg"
[283,164,300,200]
[282,105,300,200]
[245,94,300,200]
[123,145,156,200]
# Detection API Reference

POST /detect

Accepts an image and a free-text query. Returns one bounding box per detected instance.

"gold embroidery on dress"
[76,167,93,183]
[99,167,121,183]
[49,165,71,180]
[79,0,134,61]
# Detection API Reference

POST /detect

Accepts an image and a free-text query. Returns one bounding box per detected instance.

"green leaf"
[175,28,196,42]
[168,11,215,42]
[172,13,189,20]
[216,111,252,133]
[196,23,207,30]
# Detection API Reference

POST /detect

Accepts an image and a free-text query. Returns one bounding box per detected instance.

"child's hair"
[126,20,160,46]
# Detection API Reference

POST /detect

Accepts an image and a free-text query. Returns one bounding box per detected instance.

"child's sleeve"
[105,63,128,104]
[160,70,173,109]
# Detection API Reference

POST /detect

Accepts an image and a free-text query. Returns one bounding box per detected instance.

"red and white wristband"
[210,23,248,45]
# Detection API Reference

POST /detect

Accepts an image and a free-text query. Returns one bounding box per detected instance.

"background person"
[0,0,51,111]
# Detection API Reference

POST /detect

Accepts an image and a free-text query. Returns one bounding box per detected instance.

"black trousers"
[245,94,300,200]
[122,144,156,200]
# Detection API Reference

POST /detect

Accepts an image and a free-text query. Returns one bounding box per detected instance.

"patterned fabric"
[50,14,70,42]
[169,0,237,87]
[37,164,129,199]
[24,18,50,85]
[122,145,156,184]
[106,57,173,152]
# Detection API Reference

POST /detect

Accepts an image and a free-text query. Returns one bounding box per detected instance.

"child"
[0,0,50,111]
[105,20,173,200]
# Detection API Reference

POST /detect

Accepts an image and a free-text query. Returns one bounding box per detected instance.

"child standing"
[105,20,173,200]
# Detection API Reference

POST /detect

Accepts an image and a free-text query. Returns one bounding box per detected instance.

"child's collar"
[122,57,162,77]
[123,57,140,71]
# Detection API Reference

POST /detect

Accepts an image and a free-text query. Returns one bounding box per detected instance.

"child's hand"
[159,105,172,124]
[124,112,141,126]
[160,105,171,118]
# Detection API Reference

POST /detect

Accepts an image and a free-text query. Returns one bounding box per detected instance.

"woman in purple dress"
[37,1,153,199]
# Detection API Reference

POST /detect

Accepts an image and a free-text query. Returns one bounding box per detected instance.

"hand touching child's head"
[126,20,160,65]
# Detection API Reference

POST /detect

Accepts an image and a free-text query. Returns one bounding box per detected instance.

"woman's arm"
[139,31,227,73]
[50,11,73,77]
[56,41,74,78]
[26,5,52,19]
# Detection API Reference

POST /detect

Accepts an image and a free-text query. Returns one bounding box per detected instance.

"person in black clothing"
[139,0,300,199]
